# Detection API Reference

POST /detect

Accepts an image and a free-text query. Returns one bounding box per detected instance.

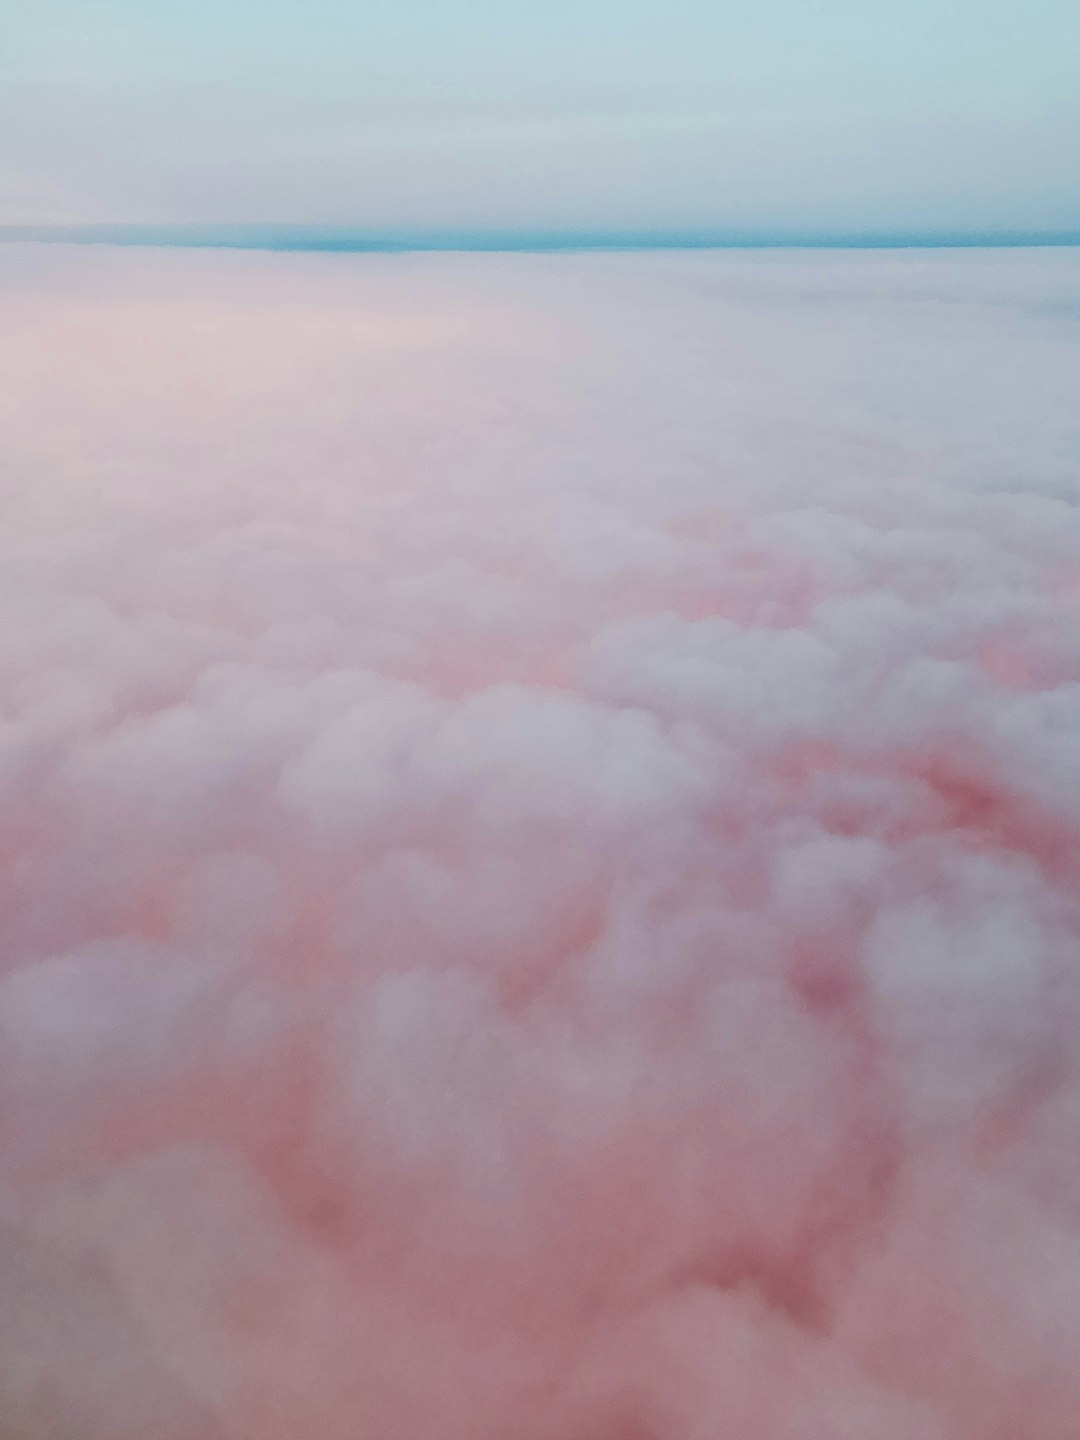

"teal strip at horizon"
[3,224,1080,253]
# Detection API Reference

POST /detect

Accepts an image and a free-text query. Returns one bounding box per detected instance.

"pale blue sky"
[2,0,1078,236]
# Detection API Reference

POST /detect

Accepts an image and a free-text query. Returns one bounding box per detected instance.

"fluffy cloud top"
[1,242,1079,1439]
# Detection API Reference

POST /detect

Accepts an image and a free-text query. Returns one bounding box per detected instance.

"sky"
[2,0,1079,239]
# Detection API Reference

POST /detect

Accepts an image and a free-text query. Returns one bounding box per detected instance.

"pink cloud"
[1,242,1079,1438]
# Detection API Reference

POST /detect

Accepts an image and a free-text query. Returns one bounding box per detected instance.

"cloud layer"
[1,243,1080,1439]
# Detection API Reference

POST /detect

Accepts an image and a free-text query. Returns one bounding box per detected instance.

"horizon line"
[3,223,1080,255]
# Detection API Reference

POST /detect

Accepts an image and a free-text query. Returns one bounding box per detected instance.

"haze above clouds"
[2,0,1079,236]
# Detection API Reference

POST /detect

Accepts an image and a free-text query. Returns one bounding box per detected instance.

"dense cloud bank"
[1,244,1080,1438]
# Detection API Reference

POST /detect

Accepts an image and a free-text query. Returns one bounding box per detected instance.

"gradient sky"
[2,0,1079,236]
